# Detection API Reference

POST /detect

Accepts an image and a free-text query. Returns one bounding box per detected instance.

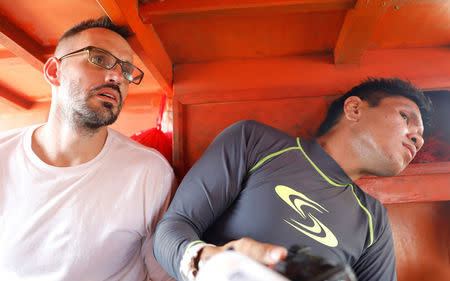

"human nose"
[105,63,126,84]
[408,131,424,151]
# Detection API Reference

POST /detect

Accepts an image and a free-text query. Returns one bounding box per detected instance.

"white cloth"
[0,125,176,281]
[179,242,208,281]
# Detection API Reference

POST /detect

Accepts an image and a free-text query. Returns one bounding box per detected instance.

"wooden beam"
[0,49,15,59]
[334,0,447,65]
[140,0,356,23]
[357,164,450,204]
[174,47,450,104]
[0,14,46,72]
[0,83,34,110]
[172,99,186,181]
[96,0,173,96]
[333,0,387,65]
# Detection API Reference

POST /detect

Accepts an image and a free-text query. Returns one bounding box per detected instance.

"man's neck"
[31,119,108,167]
[316,131,364,181]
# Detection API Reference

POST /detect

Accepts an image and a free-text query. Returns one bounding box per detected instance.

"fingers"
[198,245,223,262]
[224,238,287,265]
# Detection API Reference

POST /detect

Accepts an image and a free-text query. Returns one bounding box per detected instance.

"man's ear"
[343,96,364,122]
[43,57,61,86]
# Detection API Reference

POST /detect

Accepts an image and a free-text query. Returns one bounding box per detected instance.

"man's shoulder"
[352,184,390,228]
[223,120,293,142]
[0,126,34,145]
[229,120,285,133]
[107,128,173,171]
[0,126,27,137]
[353,184,387,211]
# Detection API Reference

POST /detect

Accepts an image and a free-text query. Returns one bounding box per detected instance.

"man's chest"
[205,171,370,265]
[0,170,146,280]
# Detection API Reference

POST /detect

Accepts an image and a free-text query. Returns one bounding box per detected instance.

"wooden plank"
[0,83,34,110]
[140,0,356,23]
[387,202,450,281]
[0,13,46,72]
[357,171,450,204]
[0,49,16,59]
[96,0,173,96]
[334,0,448,65]
[364,161,450,177]
[172,99,186,181]
[334,0,387,65]
[174,48,450,104]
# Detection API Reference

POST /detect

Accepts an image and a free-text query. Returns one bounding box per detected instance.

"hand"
[198,237,287,266]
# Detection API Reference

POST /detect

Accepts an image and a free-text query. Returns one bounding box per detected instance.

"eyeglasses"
[58,46,144,85]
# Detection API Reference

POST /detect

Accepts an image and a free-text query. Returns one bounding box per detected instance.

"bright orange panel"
[181,96,334,170]
[0,57,50,101]
[386,202,450,281]
[0,0,105,47]
[370,2,450,49]
[153,11,347,63]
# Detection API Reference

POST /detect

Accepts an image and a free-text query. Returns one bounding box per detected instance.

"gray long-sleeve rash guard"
[154,120,396,281]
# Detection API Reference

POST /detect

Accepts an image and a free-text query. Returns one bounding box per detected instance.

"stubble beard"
[66,82,123,132]
[354,133,404,178]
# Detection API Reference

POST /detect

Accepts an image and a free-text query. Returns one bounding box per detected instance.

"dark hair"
[57,16,132,47]
[316,77,433,137]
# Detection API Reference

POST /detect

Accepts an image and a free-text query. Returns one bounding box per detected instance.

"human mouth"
[403,143,416,162]
[92,85,121,105]
[97,91,117,102]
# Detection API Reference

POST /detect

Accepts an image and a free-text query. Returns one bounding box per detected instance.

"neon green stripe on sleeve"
[185,240,205,252]
[249,147,300,173]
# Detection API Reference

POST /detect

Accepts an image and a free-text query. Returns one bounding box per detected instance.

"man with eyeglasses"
[0,17,175,281]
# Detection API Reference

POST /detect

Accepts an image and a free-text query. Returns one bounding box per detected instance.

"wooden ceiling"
[0,0,449,112]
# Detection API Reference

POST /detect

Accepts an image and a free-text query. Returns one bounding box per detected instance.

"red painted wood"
[357,170,450,204]
[0,49,16,59]
[174,48,450,100]
[181,96,333,169]
[152,11,347,63]
[0,13,46,72]
[0,82,34,110]
[334,0,386,64]
[369,1,450,49]
[386,202,450,281]
[140,0,355,23]
[97,0,174,96]
[173,99,186,179]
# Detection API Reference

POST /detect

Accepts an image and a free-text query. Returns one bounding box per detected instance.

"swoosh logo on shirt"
[275,185,338,247]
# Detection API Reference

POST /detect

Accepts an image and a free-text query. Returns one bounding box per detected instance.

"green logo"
[275,185,338,247]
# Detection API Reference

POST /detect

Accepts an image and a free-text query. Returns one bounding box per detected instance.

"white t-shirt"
[0,125,176,281]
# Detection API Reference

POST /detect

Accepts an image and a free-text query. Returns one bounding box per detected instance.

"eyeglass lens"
[88,48,141,83]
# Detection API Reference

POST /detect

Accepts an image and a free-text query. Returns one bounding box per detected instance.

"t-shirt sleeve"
[352,208,397,281]
[153,120,264,280]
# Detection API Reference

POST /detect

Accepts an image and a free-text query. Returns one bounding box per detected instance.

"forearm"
[153,217,203,280]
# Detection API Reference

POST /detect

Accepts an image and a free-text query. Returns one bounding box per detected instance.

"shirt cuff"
[180,241,214,281]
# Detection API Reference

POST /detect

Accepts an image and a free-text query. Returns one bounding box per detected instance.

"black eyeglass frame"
[57,46,144,85]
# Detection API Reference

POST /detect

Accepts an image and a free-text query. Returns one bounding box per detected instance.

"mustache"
[90,84,122,101]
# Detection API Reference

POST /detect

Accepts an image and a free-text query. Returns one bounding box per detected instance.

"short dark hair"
[57,16,132,48]
[316,78,433,137]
